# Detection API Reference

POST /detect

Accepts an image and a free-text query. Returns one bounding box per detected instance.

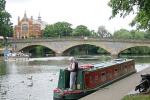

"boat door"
[57,69,70,89]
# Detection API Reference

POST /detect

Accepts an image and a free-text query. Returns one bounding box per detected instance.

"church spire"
[18,16,20,24]
[23,11,28,20]
[38,12,41,22]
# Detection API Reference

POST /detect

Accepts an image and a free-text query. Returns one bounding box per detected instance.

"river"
[0,56,150,100]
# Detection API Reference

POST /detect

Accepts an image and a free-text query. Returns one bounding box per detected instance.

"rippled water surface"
[0,56,150,100]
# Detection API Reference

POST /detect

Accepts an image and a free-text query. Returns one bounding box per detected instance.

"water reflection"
[3,60,67,75]
[0,59,62,100]
[0,56,150,100]
[0,62,7,75]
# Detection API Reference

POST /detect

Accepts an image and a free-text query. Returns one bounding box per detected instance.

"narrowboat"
[53,59,136,100]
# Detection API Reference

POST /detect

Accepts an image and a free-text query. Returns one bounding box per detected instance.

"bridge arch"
[62,43,110,55]
[118,45,150,56]
[17,44,57,56]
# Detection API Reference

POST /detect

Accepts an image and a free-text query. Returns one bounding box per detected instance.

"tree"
[130,30,145,39]
[97,26,112,38]
[144,31,150,39]
[122,46,150,55]
[91,30,98,37]
[43,25,58,37]
[43,21,73,37]
[113,29,132,39]
[108,0,150,30]
[0,0,13,38]
[53,22,73,37]
[72,25,91,36]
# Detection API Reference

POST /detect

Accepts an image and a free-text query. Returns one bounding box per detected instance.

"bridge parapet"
[8,38,150,44]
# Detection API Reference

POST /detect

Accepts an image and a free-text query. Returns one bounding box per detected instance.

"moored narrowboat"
[53,59,136,100]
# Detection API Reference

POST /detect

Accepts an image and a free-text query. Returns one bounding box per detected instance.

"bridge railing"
[7,37,150,43]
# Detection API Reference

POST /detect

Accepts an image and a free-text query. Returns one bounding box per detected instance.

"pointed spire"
[23,11,28,21]
[38,12,41,22]
[24,11,27,18]
[18,16,20,24]
[18,16,20,22]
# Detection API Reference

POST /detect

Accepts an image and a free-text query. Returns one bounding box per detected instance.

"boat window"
[114,69,118,71]
[101,72,106,82]
[102,72,105,76]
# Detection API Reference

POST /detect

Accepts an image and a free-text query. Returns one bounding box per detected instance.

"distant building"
[14,12,47,39]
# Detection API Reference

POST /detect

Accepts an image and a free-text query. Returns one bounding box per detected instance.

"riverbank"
[80,66,150,100]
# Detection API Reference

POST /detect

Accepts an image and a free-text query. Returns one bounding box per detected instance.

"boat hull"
[54,90,94,100]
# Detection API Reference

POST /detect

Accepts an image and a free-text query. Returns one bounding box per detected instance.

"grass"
[122,94,150,100]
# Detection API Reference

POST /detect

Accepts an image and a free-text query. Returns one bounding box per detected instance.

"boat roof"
[89,59,133,70]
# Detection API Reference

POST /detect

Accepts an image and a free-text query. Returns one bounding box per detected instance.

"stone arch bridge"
[10,38,150,57]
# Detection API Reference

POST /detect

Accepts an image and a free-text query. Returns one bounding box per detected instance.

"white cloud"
[6,0,135,33]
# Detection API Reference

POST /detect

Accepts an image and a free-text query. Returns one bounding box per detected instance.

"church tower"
[14,12,47,39]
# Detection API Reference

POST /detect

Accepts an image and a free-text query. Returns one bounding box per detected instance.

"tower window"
[22,24,28,32]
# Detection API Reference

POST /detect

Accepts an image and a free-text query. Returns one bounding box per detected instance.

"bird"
[27,76,32,80]
[27,81,33,87]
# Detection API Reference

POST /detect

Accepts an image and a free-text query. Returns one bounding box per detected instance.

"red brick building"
[14,12,47,39]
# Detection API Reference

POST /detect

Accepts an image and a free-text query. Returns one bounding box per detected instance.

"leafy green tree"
[53,22,73,37]
[130,30,145,39]
[113,29,132,39]
[43,25,57,37]
[144,31,150,39]
[43,22,73,37]
[72,25,91,36]
[91,30,98,37]
[122,46,150,55]
[0,0,13,38]
[108,0,150,30]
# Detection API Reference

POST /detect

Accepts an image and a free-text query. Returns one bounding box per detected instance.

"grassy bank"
[122,94,150,100]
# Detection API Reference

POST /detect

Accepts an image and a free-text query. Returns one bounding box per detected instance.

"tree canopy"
[113,28,148,39]
[43,24,57,37]
[72,25,91,36]
[108,0,150,30]
[43,21,73,37]
[113,29,132,39]
[0,0,13,38]
[144,31,150,39]
[54,22,73,36]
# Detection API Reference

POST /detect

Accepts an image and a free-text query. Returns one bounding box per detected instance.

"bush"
[122,95,150,100]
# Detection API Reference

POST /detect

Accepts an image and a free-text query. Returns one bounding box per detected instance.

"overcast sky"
[6,0,135,33]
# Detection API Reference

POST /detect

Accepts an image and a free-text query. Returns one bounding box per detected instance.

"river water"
[0,56,150,100]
